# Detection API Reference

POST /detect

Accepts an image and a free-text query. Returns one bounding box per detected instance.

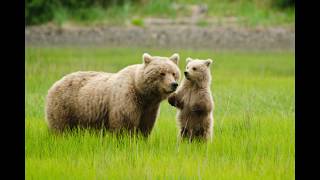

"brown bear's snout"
[171,82,179,91]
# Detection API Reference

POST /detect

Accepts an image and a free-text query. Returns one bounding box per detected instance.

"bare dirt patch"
[25,23,294,50]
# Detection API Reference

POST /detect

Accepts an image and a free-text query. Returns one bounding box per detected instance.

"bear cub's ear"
[204,59,213,67]
[186,57,193,64]
[169,53,179,65]
[143,53,153,64]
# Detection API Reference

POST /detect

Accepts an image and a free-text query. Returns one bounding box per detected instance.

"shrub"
[25,0,144,25]
[272,0,295,9]
[25,0,59,25]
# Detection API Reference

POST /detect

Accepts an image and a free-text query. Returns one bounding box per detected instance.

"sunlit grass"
[26,47,294,179]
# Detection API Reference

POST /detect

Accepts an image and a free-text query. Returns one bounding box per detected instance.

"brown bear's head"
[140,53,181,98]
[184,57,213,86]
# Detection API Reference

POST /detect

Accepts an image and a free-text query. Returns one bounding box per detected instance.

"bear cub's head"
[184,57,213,84]
[142,53,181,95]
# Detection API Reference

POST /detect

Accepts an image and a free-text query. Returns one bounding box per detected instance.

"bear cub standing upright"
[168,57,214,142]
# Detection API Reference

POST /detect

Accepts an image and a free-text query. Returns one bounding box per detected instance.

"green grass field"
[26,47,295,179]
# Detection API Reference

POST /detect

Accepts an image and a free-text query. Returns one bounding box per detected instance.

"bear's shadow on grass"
[47,126,152,141]
[47,126,210,146]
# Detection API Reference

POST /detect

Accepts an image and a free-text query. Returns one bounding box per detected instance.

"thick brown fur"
[45,53,180,137]
[168,57,214,142]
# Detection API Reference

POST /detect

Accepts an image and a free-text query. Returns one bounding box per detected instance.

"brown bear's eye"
[192,67,197,71]
[160,73,165,76]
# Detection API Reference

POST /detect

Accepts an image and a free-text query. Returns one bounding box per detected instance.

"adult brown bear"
[45,53,180,137]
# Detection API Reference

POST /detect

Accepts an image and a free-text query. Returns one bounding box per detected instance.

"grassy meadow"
[26,47,295,179]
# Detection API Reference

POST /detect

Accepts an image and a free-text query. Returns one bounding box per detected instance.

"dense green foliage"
[26,0,294,26]
[26,47,295,179]
[272,0,294,9]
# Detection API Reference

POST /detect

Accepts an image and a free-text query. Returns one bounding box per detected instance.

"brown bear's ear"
[169,53,179,65]
[186,57,193,64]
[143,53,152,64]
[204,59,213,67]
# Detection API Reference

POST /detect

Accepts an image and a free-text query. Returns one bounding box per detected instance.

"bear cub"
[168,57,214,142]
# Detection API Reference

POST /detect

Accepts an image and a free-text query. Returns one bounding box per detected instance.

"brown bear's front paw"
[168,95,176,107]
[176,101,184,109]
